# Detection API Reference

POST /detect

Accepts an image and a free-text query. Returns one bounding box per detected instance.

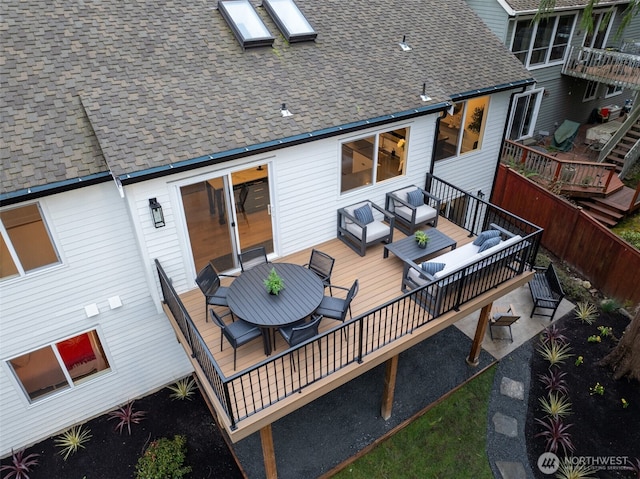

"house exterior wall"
[469,2,639,137]
[465,0,510,42]
[433,91,512,196]
[0,182,193,456]
[0,90,512,455]
[126,115,440,294]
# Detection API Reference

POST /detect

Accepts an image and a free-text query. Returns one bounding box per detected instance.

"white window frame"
[582,10,615,49]
[6,328,112,404]
[605,84,623,98]
[508,88,544,141]
[510,13,577,69]
[0,202,61,280]
[339,127,409,194]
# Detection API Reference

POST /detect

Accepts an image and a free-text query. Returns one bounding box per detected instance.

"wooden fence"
[493,164,640,305]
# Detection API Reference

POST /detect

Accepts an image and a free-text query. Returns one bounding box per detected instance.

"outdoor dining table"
[226,262,324,355]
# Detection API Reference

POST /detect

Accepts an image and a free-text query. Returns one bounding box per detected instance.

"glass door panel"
[181,164,273,275]
[231,164,273,254]
[181,176,236,273]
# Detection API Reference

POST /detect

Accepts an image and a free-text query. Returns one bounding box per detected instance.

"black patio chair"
[195,263,236,321]
[209,309,262,370]
[315,279,358,339]
[304,249,335,296]
[238,246,269,271]
[278,314,323,371]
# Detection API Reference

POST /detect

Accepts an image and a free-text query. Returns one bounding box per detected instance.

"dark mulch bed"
[1,383,243,479]
[526,310,640,478]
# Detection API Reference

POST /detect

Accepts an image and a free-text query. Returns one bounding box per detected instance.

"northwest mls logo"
[537,452,560,475]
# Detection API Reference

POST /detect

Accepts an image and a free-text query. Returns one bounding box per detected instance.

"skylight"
[262,0,316,43]
[218,0,274,49]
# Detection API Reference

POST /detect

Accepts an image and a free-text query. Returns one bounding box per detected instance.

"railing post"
[223,382,237,430]
[357,318,364,363]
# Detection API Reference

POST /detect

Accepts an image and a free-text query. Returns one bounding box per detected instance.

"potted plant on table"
[415,230,430,249]
[264,267,285,295]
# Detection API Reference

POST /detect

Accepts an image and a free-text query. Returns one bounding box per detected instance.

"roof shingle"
[1,0,531,197]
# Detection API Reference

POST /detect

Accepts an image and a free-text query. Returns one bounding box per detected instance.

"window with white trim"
[583,81,599,102]
[508,89,543,141]
[605,84,623,98]
[8,330,111,402]
[583,11,614,49]
[0,203,60,280]
[511,14,576,68]
[340,128,408,193]
[435,96,490,161]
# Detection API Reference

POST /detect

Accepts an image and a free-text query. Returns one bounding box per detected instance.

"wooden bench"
[528,263,565,320]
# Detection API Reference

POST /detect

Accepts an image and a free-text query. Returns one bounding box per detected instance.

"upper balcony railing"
[155,175,542,431]
[562,46,640,90]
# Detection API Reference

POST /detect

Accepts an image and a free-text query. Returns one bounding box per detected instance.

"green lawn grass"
[332,365,496,479]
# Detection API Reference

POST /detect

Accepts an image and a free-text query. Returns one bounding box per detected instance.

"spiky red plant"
[535,416,575,456]
[0,448,40,479]
[107,400,146,435]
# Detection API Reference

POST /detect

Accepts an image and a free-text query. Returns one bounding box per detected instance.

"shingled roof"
[1,0,532,201]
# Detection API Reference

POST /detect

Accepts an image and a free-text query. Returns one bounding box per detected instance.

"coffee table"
[384,228,456,262]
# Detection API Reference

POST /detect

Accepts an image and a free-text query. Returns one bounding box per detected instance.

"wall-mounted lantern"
[149,198,165,228]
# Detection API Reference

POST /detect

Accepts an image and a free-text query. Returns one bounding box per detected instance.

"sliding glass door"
[180,164,273,273]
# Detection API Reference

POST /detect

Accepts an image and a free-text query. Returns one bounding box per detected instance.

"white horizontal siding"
[0,182,192,456]
[126,115,439,294]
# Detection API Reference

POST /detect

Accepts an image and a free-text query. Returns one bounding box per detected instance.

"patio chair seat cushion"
[345,218,391,242]
[395,203,437,224]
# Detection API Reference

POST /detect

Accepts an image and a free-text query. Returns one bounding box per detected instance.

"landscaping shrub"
[135,435,191,479]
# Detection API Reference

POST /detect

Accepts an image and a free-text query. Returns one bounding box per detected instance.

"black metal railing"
[155,176,543,429]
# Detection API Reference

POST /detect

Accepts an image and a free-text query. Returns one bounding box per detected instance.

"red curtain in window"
[57,333,96,370]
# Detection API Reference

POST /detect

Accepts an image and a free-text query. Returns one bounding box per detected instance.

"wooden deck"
[163,219,534,443]
[176,219,474,376]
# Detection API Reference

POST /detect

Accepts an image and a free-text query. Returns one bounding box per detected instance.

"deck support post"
[380,355,399,420]
[467,303,492,366]
[260,424,278,479]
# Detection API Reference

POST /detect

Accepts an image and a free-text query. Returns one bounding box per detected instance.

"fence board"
[494,165,640,304]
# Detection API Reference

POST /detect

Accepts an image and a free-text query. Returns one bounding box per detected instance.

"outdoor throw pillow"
[353,204,374,224]
[472,229,501,246]
[478,236,501,253]
[406,189,424,207]
[421,261,445,276]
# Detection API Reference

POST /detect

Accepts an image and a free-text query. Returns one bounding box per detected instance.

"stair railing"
[597,105,640,162]
[619,142,640,179]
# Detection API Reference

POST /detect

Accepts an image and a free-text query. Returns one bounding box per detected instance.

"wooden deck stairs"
[602,118,640,174]
[578,183,640,227]
[577,119,640,226]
